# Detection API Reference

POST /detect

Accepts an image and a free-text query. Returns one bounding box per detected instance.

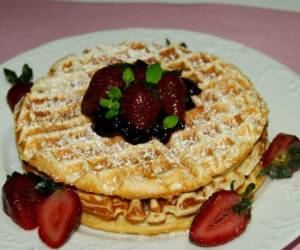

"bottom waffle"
[79,159,266,235]
[23,133,267,235]
[78,133,267,235]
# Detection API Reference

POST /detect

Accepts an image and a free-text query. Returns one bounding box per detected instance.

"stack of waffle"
[15,42,268,234]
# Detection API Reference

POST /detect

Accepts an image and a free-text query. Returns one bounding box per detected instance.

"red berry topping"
[81,65,124,117]
[157,72,186,119]
[6,82,32,111]
[121,83,161,130]
[37,190,82,249]
[189,190,250,247]
[262,133,298,168]
[2,172,43,230]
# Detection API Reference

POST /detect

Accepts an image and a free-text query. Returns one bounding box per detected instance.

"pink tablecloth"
[0,0,300,249]
[1,0,300,75]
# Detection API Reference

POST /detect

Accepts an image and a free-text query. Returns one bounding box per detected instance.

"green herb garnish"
[163,115,179,129]
[105,108,119,119]
[4,64,33,85]
[146,63,163,85]
[232,183,255,215]
[99,86,122,120]
[123,67,135,86]
[108,87,122,100]
[99,98,113,108]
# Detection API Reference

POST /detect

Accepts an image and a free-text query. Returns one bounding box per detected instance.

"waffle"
[79,133,267,234]
[14,42,268,234]
[24,131,267,235]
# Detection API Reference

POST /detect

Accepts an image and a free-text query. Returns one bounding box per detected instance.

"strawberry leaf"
[20,64,33,83]
[4,68,19,84]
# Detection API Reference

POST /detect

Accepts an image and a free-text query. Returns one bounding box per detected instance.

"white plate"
[0,28,300,250]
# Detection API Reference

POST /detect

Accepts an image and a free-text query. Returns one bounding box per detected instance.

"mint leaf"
[146,63,163,84]
[108,87,122,100]
[105,109,119,119]
[3,68,19,84]
[123,67,134,86]
[20,64,33,82]
[111,100,120,110]
[99,98,113,108]
[163,115,179,129]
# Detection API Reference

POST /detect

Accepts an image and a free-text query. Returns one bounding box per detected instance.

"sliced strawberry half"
[38,190,82,248]
[189,190,250,247]
[262,133,298,167]
[2,172,43,230]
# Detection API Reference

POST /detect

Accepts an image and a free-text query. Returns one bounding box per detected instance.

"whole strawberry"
[157,72,186,119]
[4,64,33,111]
[2,172,43,230]
[81,65,124,117]
[120,83,161,130]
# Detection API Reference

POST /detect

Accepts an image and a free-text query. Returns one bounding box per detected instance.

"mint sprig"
[99,87,122,119]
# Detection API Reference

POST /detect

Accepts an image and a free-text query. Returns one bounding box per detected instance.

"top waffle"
[14,42,268,199]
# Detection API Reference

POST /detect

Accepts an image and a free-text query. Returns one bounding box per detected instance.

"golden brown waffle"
[79,133,267,234]
[24,131,267,235]
[15,42,268,201]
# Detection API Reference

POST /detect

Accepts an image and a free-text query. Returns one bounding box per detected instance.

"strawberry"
[81,65,124,117]
[4,64,33,111]
[157,72,186,119]
[189,190,250,247]
[120,83,161,130]
[260,133,300,179]
[37,190,82,249]
[262,133,298,167]
[2,172,43,230]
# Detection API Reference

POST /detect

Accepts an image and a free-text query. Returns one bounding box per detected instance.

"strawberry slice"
[262,133,298,167]
[2,172,43,230]
[189,190,250,247]
[260,133,300,179]
[38,190,82,248]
